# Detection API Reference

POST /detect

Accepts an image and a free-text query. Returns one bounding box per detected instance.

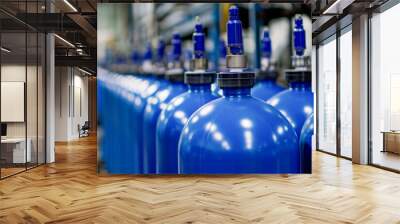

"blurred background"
[98,3,312,84]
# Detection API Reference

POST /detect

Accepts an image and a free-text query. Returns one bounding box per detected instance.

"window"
[339,28,352,158]
[317,36,337,154]
[0,1,47,179]
[370,3,400,171]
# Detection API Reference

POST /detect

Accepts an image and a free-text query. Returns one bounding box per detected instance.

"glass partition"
[317,36,337,155]
[370,3,400,171]
[0,1,46,179]
[27,30,38,169]
[1,30,28,177]
[339,27,352,158]
[38,32,46,165]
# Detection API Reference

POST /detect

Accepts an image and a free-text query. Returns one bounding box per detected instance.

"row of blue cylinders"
[98,67,314,174]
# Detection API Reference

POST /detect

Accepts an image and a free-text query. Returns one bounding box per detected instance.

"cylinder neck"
[193,21,205,59]
[289,81,311,90]
[222,87,251,97]
[157,40,166,62]
[294,17,306,57]
[261,30,272,59]
[227,5,244,55]
[188,83,211,92]
[144,43,152,61]
[172,33,182,61]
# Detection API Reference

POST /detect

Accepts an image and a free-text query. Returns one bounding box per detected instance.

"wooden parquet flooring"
[1,135,400,224]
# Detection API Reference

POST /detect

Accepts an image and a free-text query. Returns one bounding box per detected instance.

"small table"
[381,131,400,154]
[1,138,32,164]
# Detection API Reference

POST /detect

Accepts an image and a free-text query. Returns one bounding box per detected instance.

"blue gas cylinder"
[267,80,313,137]
[156,19,219,174]
[252,78,285,101]
[119,75,143,173]
[178,6,300,174]
[299,113,313,173]
[252,29,285,101]
[97,69,107,170]
[99,71,130,173]
[119,43,155,174]
[132,40,170,173]
[267,16,313,137]
[100,73,143,174]
[142,33,188,174]
[101,50,146,173]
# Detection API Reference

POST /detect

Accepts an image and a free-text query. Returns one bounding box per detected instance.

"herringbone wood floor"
[1,135,400,224]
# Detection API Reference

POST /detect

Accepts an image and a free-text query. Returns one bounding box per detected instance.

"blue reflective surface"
[252,79,285,101]
[211,82,223,96]
[98,72,144,174]
[178,87,300,174]
[142,82,187,174]
[131,76,169,172]
[267,82,313,138]
[156,84,219,174]
[300,113,313,173]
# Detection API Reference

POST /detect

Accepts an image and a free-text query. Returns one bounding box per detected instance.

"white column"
[46,32,55,163]
[45,0,56,163]
[352,14,369,164]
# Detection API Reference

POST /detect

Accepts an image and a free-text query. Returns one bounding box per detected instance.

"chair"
[79,121,90,138]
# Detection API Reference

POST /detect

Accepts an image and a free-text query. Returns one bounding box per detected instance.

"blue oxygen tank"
[252,29,285,101]
[120,75,143,173]
[122,43,155,174]
[100,70,142,173]
[156,17,219,174]
[300,113,313,173]
[142,33,188,174]
[97,68,107,171]
[267,16,313,138]
[100,50,146,174]
[178,6,300,174]
[132,39,170,173]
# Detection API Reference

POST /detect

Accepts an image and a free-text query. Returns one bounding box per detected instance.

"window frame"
[315,21,353,160]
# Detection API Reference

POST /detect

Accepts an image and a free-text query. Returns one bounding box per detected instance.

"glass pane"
[317,37,337,154]
[371,4,400,171]
[26,0,40,170]
[38,32,45,165]
[27,31,38,169]
[1,30,27,177]
[339,29,352,158]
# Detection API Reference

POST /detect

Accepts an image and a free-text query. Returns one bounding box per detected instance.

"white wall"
[1,65,34,138]
[55,67,89,141]
[71,73,89,138]
[1,65,26,141]
[55,66,69,141]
